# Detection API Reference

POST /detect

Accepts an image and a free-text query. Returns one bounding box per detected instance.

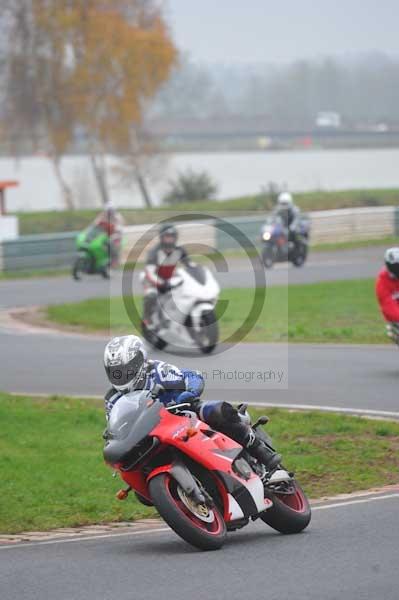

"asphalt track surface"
[0,246,398,415]
[0,246,384,309]
[0,245,390,418]
[1,246,399,599]
[1,490,399,600]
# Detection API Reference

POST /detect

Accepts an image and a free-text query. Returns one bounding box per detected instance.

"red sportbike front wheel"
[149,473,226,551]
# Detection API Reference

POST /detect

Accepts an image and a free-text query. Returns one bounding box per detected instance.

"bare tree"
[114,126,168,208]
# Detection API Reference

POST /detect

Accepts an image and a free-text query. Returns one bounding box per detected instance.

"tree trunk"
[52,158,74,210]
[135,170,153,208]
[90,153,110,205]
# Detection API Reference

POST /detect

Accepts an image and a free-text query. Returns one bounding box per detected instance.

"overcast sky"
[166,0,398,64]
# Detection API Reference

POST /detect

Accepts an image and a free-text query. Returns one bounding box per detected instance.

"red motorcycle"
[103,392,311,551]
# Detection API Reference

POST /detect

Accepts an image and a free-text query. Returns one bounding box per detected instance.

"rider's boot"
[200,401,281,472]
[143,293,157,329]
[244,430,282,472]
[234,404,281,472]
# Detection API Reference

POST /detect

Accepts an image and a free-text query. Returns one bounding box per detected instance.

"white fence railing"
[122,221,217,262]
[309,206,396,244]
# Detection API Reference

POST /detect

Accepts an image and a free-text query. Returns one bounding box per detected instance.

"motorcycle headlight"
[262,232,271,241]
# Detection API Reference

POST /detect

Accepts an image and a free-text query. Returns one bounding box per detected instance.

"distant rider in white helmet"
[273,192,301,243]
[103,334,281,472]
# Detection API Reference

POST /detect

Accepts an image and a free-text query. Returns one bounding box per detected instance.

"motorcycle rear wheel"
[101,265,110,279]
[149,473,226,551]
[72,255,87,281]
[261,480,311,534]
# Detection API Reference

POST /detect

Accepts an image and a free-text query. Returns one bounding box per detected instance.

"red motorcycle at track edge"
[103,391,311,551]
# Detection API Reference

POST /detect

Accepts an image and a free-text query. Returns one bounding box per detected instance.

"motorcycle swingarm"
[147,459,208,506]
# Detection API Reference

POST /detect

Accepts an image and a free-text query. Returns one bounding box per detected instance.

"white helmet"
[385,247,399,279]
[104,335,147,391]
[277,192,293,206]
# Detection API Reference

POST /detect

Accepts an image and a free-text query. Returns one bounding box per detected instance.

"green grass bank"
[1,393,399,534]
[13,188,399,235]
[46,278,386,344]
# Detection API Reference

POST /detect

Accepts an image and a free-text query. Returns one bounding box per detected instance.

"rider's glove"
[151,383,165,399]
[390,322,399,343]
[176,391,197,405]
[158,281,171,294]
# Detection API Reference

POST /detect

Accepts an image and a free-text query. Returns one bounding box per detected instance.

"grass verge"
[13,188,399,234]
[311,236,399,253]
[1,393,399,534]
[46,279,387,344]
[0,268,71,281]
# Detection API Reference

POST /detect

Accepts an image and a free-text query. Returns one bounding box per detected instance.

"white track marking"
[1,493,398,550]
[248,401,399,420]
[313,493,399,511]
[0,527,170,551]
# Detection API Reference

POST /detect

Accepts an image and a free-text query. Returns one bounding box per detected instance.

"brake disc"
[177,486,215,523]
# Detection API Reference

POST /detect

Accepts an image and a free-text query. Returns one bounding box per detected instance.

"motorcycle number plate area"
[227,493,245,520]
[243,476,273,514]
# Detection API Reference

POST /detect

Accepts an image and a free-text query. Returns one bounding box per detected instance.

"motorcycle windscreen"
[107,391,157,440]
[104,392,162,464]
[184,263,206,285]
[85,226,104,243]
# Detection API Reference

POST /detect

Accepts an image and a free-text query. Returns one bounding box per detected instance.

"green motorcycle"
[72,226,110,280]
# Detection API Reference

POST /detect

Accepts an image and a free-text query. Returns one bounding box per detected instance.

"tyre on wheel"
[141,321,167,350]
[72,256,85,281]
[262,244,275,269]
[101,266,110,279]
[291,244,308,268]
[134,491,153,507]
[149,473,226,551]
[198,310,218,354]
[261,480,311,534]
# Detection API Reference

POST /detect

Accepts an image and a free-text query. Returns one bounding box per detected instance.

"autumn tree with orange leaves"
[2,0,177,208]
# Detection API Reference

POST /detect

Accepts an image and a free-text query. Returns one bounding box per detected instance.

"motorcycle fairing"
[214,470,272,518]
[190,303,215,330]
[146,460,206,504]
[107,403,272,523]
[103,399,161,465]
[150,409,272,521]
[159,265,219,325]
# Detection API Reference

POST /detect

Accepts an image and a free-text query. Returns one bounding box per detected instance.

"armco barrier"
[1,232,76,271]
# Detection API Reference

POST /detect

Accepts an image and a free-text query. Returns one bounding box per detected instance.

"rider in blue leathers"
[104,360,204,417]
[103,335,280,471]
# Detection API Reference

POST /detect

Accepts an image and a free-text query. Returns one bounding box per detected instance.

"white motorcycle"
[141,263,220,354]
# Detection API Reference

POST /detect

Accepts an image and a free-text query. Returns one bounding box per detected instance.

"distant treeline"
[151,53,399,126]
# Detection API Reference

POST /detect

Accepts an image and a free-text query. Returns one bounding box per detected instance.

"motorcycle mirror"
[253,416,269,429]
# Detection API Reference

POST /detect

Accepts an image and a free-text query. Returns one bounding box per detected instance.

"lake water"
[1,147,398,212]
